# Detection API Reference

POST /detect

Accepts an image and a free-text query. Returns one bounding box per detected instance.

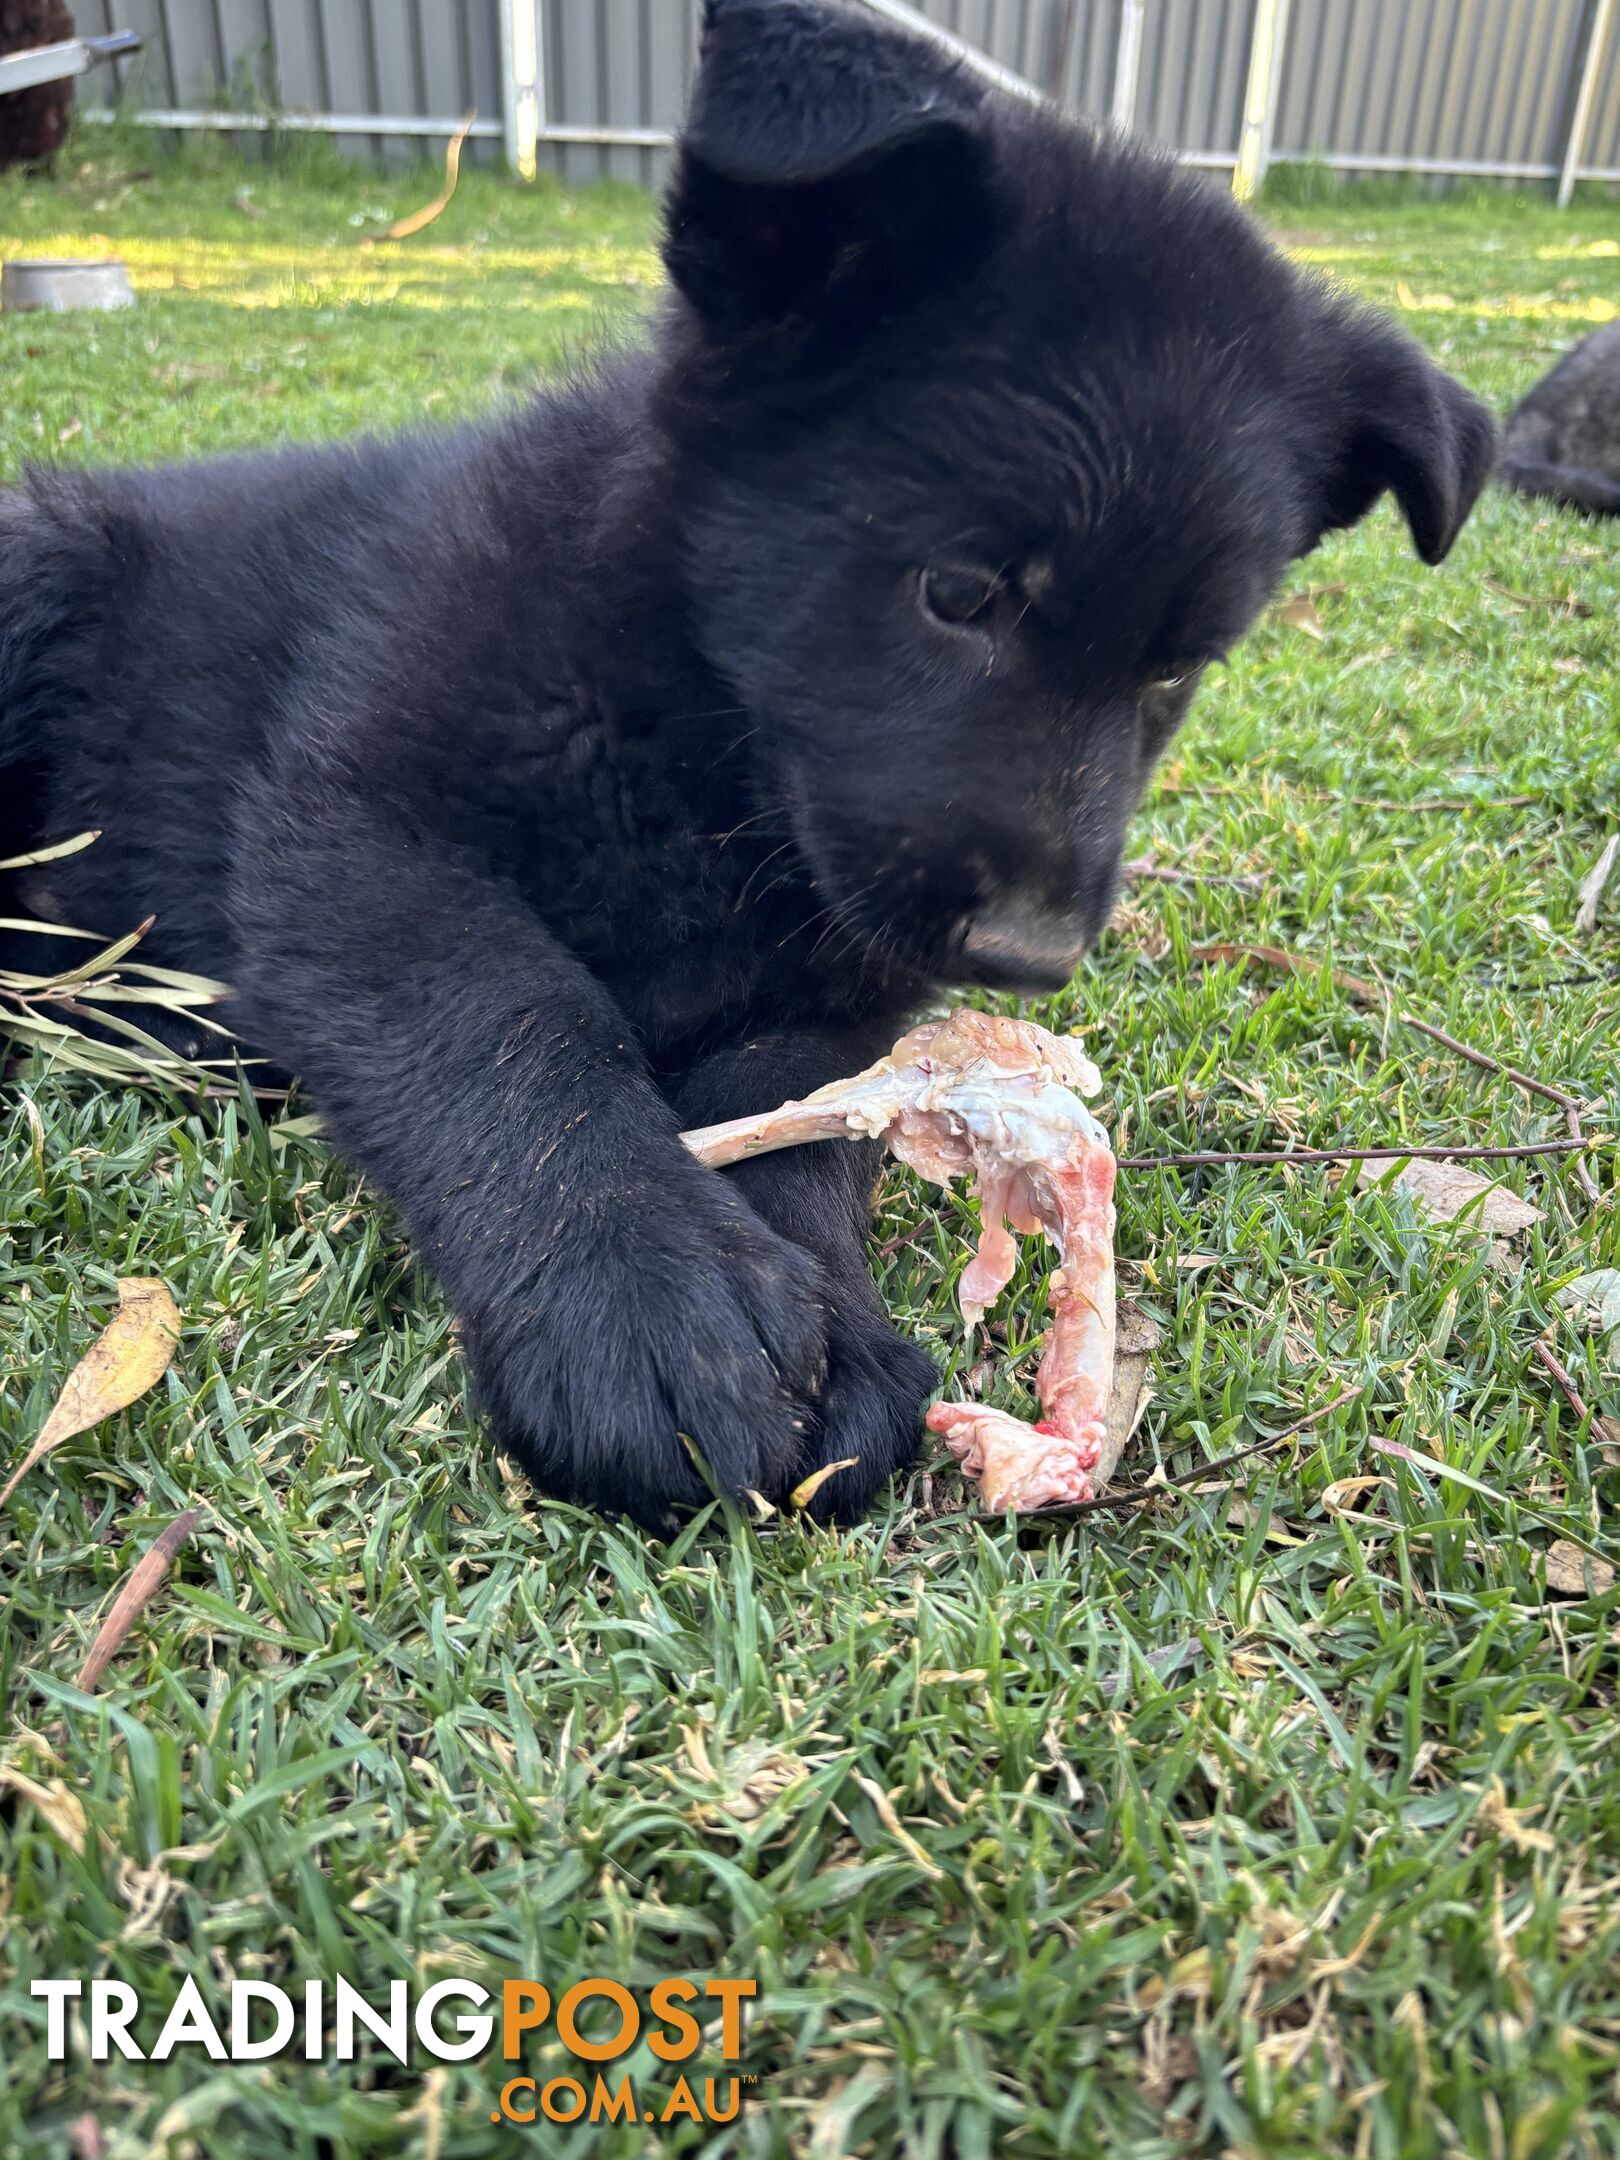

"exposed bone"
[681,1008,1119,1511]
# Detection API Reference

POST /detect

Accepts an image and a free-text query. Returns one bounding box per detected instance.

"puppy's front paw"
[467,1167,832,1527]
[782,1296,938,1524]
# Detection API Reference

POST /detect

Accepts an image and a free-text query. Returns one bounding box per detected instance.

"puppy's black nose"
[959,910,1087,996]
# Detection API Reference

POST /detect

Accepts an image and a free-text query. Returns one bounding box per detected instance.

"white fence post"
[1558,0,1616,207]
[1232,0,1292,201]
[1111,0,1146,131]
[499,0,544,179]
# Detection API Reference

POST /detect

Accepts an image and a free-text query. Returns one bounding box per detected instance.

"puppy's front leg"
[668,1031,939,1521]
[227,783,831,1527]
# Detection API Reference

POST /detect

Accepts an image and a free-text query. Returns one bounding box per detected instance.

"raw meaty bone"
[680,1009,1118,1512]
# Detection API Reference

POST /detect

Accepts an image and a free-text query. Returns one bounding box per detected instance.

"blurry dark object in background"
[0,1,76,170]
[1501,322,1620,515]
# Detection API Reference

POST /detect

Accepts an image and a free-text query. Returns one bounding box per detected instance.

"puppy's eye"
[920,565,1000,629]
[1146,662,1204,693]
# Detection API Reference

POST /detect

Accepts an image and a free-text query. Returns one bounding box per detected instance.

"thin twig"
[1155,778,1538,813]
[1350,794,1540,813]
[1190,943,1605,1208]
[1116,1137,1596,1171]
[1471,966,1620,991]
[1396,1014,1572,1108]
[1531,1338,1620,1457]
[76,1508,203,1691]
[1120,856,1268,894]
[978,1383,1365,1523]
[1400,1016,1602,1209]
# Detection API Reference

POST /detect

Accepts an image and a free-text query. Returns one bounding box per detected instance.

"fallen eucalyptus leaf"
[1556,1270,1620,1371]
[0,1767,88,1854]
[1358,1157,1543,1240]
[1574,831,1618,937]
[1543,1539,1615,1598]
[1,1279,181,1506]
[1100,1302,1163,1488]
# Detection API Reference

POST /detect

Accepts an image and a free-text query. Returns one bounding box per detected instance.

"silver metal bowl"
[1,258,136,313]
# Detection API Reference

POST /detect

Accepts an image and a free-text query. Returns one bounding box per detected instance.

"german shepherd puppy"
[0,0,1494,1524]
[1501,321,1620,514]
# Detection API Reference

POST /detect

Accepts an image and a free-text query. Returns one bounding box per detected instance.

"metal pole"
[1232,0,1292,203]
[1558,0,1616,207]
[533,0,550,168]
[1111,0,1146,131]
[81,108,506,139]
[859,0,1044,103]
[499,0,542,180]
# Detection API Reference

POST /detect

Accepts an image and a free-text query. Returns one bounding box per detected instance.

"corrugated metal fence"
[70,0,1620,199]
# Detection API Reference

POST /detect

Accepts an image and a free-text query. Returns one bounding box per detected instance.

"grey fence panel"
[1135,0,1252,156]
[1583,1,1620,171]
[76,0,506,166]
[905,0,1117,112]
[1275,0,1591,173]
[369,1,421,167]
[73,0,180,107]
[59,0,1620,190]
[264,0,331,110]
[1060,0,1126,113]
[462,0,504,149]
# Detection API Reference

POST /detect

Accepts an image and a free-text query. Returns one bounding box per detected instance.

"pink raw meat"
[680,1008,1117,1511]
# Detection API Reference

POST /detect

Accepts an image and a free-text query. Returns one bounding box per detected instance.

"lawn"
[2,135,1618,2160]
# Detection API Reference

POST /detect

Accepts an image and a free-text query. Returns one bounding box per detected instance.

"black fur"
[0,0,1495,1526]
[1500,321,1620,515]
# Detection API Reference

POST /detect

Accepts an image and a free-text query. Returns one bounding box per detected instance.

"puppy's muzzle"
[959,907,1088,996]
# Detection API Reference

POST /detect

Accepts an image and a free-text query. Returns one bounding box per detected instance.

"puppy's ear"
[664,0,997,348]
[1315,312,1497,564]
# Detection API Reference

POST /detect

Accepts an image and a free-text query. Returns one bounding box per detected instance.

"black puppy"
[1500,321,1620,514]
[0,0,1493,1525]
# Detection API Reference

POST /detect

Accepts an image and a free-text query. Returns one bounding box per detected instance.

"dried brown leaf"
[851,1772,944,1879]
[1556,1271,1620,1352]
[678,1727,809,1827]
[1478,1776,1557,1851]
[1357,1158,1543,1239]
[1574,831,1617,937]
[1,1279,181,1506]
[789,1456,861,1510]
[1098,1303,1163,1488]
[1272,593,1324,637]
[0,1767,88,1854]
[1543,1540,1615,1598]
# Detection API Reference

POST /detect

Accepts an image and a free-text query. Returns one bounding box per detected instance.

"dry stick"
[978,1383,1365,1523]
[1117,1137,1595,1172]
[76,1507,202,1691]
[1190,943,1605,1208]
[1154,778,1539,813]
[1350,794,1540,813]
[1120,857,1268,893]
[1531,1339,1620,1456]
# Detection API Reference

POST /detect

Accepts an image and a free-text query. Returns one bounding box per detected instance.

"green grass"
[2,141,1619,2160]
